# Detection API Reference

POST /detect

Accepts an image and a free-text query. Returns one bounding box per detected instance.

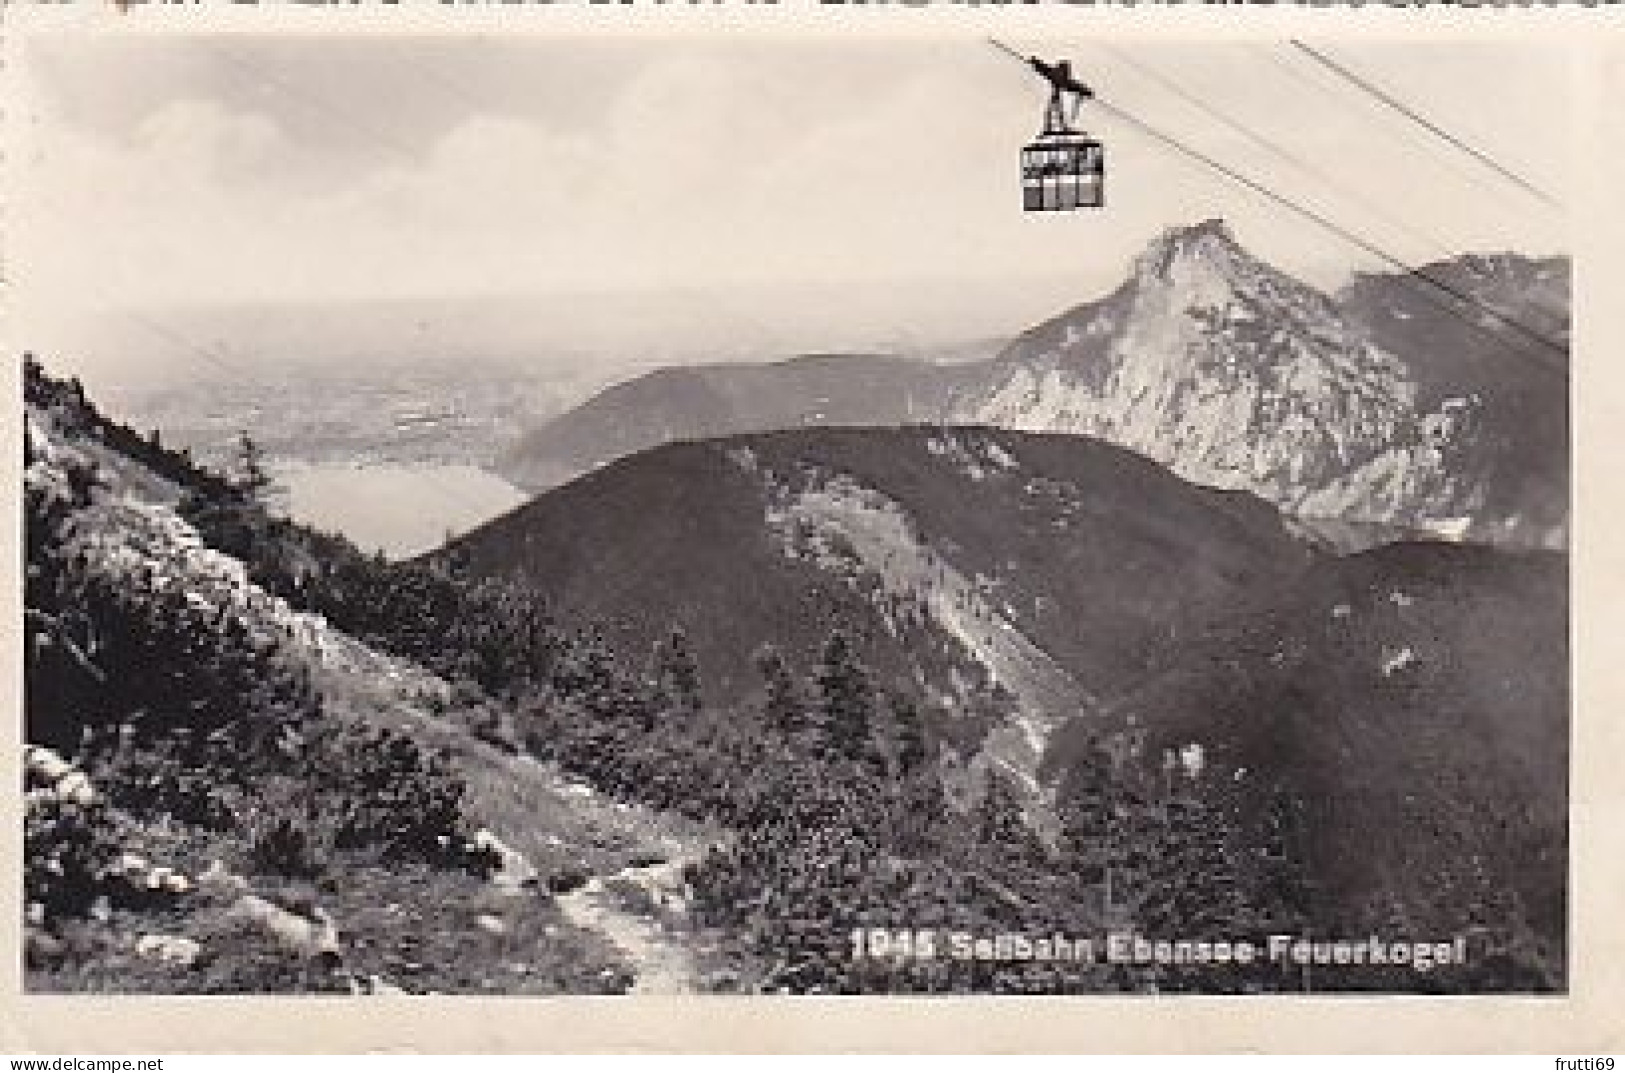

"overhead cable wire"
[1290,40,1562,209]
[989,39,1569,376]
[1096,42,1463,265]
[1267,44,1564,247]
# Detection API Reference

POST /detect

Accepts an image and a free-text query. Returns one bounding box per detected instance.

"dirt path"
[315,638,721,993]
[57,460,721,995]
[553,857,702,994]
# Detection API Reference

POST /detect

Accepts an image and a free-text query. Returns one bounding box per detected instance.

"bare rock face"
[954,221,1563,545]
[502,219,1566,550]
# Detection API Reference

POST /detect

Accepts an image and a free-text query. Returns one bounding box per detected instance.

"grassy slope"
[24,397,716,994]
[449,426,1315,711]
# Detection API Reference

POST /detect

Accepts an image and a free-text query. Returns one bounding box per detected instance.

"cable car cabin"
[1021,135,1104,211]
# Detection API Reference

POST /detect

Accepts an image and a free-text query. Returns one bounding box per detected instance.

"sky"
[9,32,1573,389]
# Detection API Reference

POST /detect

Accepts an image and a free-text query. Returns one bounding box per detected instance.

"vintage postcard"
[4,1,1622,1054]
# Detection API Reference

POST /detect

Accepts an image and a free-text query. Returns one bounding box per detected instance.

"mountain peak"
[1144,216,1241,260]
[1134,218,1244,280]
[1169,217,1237,244]
[1125,218,1286,317]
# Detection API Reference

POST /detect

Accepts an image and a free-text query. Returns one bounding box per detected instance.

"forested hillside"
[24,359,678,993]
[24,356,1565,994]
[1048,541,1569,990]
[440,425,1317,811]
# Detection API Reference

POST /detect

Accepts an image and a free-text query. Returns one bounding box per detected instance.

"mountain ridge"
[448,423,1319,800]
[500,221,1567,550]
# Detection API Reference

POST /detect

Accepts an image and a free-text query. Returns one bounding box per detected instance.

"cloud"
[11,36,1572,358]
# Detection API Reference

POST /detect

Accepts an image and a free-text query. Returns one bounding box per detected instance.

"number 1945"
[850,928,938,960]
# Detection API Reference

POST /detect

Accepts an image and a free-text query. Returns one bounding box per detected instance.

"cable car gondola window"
[1021,136,1104,211]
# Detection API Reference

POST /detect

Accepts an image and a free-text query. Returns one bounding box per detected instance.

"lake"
[278,462,530,560]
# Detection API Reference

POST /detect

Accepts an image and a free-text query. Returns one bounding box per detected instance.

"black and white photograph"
[13,21,1574,1004]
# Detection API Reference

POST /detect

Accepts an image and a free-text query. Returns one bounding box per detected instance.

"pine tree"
[1119,764,1256,992]
[234,430,272,504]
[970,769,1050,922]
[555,635,619,714]
[891,693,929,776]
[1252,787,1316,939]
[755,644,804,738]
[654,626,702,719]
[1057,742,1116,905]
[813,630,872,762]
[976,769,1028,847]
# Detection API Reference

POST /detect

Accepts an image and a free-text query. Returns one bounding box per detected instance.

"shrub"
[24,794,119,921]
[246,812,331,881]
